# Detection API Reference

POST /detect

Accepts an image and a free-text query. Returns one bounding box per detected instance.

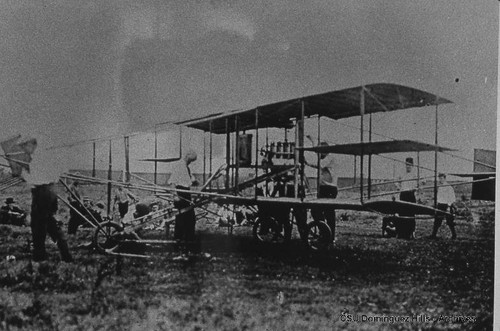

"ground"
[0,183,494,330]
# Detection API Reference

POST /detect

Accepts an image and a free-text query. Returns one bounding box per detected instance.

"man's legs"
[446,214,457,239]
[431,203,448,238]
[293,208,308,241]
[174,190,192,241]
[321,186,337,242]
[408,218,416,239]
[47,214,73,262]
[399,191,416,239]
[184,209,196,242]
[173,207,186,240]
[68,202,80,234]
[325,209,336,241]
[431,216,443,238]
[31,213,48,261]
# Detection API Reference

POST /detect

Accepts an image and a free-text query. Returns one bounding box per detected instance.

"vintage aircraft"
[2,83,492,255]
[166,83,462,249]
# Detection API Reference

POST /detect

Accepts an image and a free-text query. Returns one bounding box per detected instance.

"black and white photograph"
[0,1,496,330]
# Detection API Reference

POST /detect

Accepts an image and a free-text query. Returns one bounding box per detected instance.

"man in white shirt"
[306,141,338,242]
[397,157,418,202]
[395,157,417,239]
[168,150,199,243]
[113,186,138,220]
[431,173,457,239]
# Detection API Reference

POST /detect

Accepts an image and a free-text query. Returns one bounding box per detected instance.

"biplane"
[167,83,462,250]
[0,83,494,256]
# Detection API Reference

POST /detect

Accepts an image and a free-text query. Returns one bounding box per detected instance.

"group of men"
[167,146,459,246]
[383,157,457,240]
[19,142,458,262]
[260,147,457,242]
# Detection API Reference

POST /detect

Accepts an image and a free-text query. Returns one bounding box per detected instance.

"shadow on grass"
[137,231,406,279]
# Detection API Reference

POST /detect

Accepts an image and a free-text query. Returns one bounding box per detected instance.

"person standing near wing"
[15,136,73,262]
[168,150,199,244]
[113,186,138,220]
[305,138,338,242]
[430,173,457,239]
[395,157,417,239]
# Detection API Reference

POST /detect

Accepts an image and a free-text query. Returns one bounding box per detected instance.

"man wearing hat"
[0,197,26,226]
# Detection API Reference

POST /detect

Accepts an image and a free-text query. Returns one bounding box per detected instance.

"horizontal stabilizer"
[449,172,495,177]
[139,157,181,163]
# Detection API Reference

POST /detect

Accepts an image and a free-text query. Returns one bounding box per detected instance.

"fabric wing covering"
[177,83,452,134]
[299,140,456,155]
[1,135,37,176]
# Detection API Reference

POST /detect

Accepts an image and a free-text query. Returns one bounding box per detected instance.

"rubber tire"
[306,221,332,251]
[252,217,291,244]
[93,221,123,254]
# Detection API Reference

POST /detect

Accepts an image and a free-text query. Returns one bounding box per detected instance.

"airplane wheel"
[306,221,331,251]
[93,221,123,254]
[253,217,289,243]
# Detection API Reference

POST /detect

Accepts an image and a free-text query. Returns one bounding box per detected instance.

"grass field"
[0,182,494,330]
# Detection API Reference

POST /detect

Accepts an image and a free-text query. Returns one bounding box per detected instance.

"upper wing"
[176,83,452,134]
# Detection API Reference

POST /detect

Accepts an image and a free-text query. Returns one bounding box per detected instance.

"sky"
[0,1,497,179]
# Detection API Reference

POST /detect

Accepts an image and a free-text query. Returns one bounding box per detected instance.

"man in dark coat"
[0,197,27,226]
[168,150,198,243]
[31,183,73,262]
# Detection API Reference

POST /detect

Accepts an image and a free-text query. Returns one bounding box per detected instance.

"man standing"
[307,141,338,241]
[168,150,199,243]
[114,186,138,220]
[431,173,457,239]
[30,183,73,262]
[18,137,72,262]
[396,157,417,239]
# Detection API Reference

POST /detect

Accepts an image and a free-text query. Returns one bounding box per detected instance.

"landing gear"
[93,221,123,253]
[252,216,292,244]
[305,221,332,251]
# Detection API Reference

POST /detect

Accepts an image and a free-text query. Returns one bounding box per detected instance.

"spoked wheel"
[253,217,290,244]
[306,221,332,251]
[93,221,124,254]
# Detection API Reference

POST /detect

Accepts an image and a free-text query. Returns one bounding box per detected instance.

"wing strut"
[254,109,259,199]
[433,103,439,209]
[360,87,365,203]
